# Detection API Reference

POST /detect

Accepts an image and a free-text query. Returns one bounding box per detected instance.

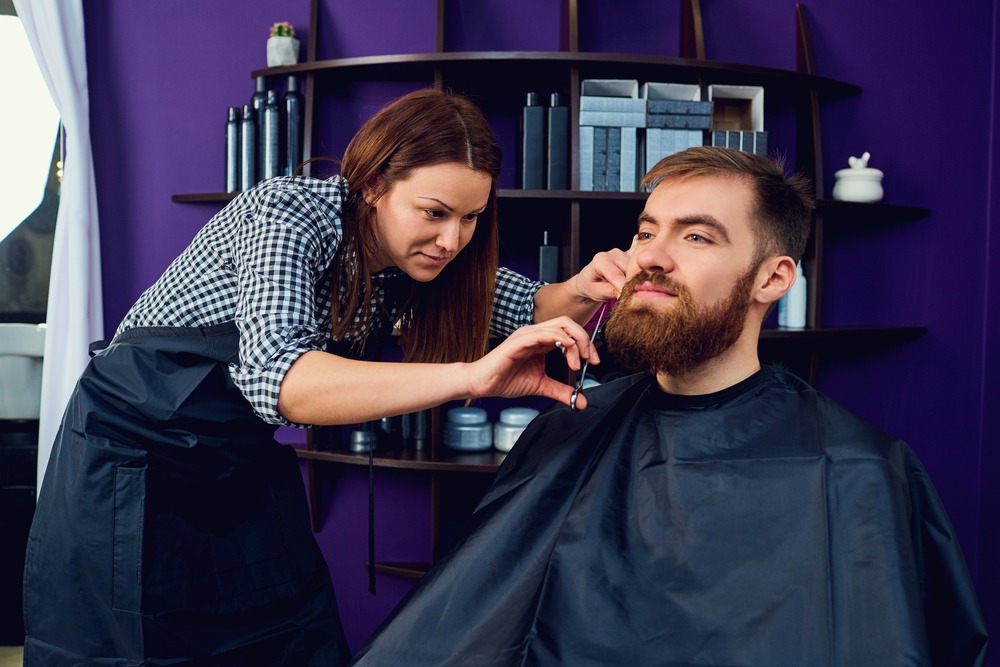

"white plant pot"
[267,36,300,67]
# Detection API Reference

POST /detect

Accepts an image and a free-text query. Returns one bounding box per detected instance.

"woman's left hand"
[570,234,636,302]
[533,236,635,326]
[465,316,599,410]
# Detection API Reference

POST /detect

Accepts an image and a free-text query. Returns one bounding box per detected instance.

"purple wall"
[83,0,998,657]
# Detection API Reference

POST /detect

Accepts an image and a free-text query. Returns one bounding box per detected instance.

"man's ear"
[753,256,797,306]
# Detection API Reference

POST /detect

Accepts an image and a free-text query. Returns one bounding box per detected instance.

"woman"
[23,89,628,666]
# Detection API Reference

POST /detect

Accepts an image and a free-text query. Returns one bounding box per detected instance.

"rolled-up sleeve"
[229,184,342,426]
[490,267,543,338]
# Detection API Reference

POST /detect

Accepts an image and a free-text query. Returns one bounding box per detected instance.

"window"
[0,1,60,323]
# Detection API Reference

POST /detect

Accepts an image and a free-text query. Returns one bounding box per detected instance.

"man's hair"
[641,146,815,264]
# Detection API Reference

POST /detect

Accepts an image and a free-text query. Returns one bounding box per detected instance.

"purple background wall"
[82,0,998,658]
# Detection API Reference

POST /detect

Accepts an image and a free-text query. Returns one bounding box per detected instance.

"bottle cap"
[550,92,562,107]
[526,92,539,106]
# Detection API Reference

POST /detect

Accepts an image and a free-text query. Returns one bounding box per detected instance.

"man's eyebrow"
[675,214,731,243]
[637,212,732,244]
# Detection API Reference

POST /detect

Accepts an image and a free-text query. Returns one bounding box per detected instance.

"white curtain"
[13,0,103,494]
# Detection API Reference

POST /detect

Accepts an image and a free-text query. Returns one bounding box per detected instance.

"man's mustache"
[623,270,688,298]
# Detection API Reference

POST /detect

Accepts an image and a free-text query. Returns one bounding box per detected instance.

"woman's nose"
[436,220,461,252]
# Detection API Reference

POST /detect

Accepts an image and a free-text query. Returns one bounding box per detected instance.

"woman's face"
[369,162,492,282]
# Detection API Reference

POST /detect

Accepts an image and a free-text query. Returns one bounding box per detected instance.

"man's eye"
[637,232,654,240]
[687,233,707,243]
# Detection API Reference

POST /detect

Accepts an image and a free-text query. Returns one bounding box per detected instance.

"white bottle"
[782,261,807,329]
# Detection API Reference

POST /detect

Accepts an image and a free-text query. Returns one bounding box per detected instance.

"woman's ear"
[362,175,383,207]
[753,256,798,306]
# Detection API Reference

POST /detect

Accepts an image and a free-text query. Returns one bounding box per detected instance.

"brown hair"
[333,88,502,364]
[641,146,815,264]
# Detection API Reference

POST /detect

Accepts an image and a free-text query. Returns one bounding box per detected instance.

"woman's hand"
[533,235,636,325]
[570,236,636,303]
[465,316,599,410]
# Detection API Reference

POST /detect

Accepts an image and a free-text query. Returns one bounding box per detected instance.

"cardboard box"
[708,84,764,132]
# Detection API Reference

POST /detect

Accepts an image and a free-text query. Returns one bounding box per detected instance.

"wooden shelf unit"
[175,0,930,577]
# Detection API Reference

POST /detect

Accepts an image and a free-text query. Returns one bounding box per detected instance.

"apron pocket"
[112,465,147,613]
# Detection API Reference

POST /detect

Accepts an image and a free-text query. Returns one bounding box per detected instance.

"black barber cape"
[23,324,350,666]
[351,368,987,667]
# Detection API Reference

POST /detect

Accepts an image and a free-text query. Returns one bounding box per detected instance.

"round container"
[832,167,884,203]
[348,429,375,453]
[493,407,540,453]
[444,407,492,451]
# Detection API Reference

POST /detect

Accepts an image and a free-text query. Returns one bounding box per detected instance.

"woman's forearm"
[278,351,472,425]
[277,316,603,425]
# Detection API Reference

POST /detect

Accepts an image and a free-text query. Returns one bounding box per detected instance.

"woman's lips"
[419,252,451,266]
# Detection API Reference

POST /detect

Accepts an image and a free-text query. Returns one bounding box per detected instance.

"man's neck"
[654,329,762,396]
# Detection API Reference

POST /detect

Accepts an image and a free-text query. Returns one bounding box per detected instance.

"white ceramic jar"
[832,151,884,203]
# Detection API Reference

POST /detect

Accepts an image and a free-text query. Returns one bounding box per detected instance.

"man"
[349,147,988,666]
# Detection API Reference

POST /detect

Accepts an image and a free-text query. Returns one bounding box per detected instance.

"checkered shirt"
[117,175,542,427]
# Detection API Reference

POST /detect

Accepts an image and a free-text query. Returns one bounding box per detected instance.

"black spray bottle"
[250,77,267,182]
[239,104,257,192]
[261,90,281,181]
[284,75,303,176]
[225,106,240,193]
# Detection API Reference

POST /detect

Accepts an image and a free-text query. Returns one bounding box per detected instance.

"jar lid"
[447,407,488,424]
[498,407,540,426]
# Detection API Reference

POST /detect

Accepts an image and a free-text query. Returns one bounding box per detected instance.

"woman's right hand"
[465,316,600,410]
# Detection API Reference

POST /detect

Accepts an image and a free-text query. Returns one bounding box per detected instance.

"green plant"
[270,22,295,38]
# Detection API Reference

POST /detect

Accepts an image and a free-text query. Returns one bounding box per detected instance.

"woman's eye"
[462,213,479,224]
[424,209,444,219]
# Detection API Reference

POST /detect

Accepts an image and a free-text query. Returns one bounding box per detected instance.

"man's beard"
[604,264,759,376]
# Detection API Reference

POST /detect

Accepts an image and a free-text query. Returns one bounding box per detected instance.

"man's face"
[604,175,762,376]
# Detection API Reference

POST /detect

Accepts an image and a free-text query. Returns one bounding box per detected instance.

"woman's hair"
[641,146,815,264]
[334,88,503,364]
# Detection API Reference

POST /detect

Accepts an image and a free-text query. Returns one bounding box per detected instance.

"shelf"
[816,199,930,223]
[760,325,926,344]
[171,192,238,203]
[368,562,431,579]
[499,188,646,201]
[296,447,505,473]
[250,51,861,98]
[171,188,647,205]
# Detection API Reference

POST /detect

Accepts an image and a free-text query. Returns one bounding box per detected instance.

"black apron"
[23,323,350,666]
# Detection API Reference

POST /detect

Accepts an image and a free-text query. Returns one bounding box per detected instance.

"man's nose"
[635,237,676,274]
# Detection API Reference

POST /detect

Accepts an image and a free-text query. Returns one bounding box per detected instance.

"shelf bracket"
[680,0,705,60]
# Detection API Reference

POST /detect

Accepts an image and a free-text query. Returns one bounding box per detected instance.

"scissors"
[570,302,608,412]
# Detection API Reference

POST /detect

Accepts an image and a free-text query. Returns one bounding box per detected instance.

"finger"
[536,375,588,410]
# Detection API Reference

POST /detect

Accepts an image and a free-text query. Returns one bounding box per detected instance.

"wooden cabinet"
[171,0,927,577]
